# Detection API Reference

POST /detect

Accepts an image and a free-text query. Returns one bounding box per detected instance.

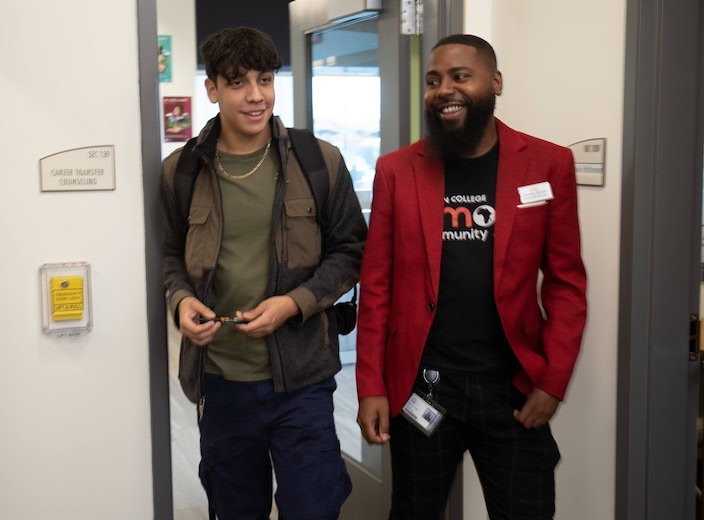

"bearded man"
[355,34,587,520]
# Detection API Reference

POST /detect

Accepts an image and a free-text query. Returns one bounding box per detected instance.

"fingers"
[357,397,390,444]
[377,409,391,442]
[187,321,221,346]
[177,297,220,346]
[177,296,298,342]
[513,388,559,428]
[235,296,299,338]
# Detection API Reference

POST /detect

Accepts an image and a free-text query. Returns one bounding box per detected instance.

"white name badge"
[518,181,554,204]
[401,391,446,437]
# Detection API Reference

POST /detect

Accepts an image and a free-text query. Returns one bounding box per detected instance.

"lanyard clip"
[423,369,440,400]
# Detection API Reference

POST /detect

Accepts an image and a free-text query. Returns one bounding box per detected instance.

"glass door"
[310,15,382,478]
[290,1,413,516]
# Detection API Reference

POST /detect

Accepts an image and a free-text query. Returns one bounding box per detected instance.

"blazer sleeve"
[356,157,394,399]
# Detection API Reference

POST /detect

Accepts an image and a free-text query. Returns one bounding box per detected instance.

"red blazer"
[356,119,587,417]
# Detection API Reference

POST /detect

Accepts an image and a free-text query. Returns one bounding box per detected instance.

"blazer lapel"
[413,142,445,300]
[494,120,529,282]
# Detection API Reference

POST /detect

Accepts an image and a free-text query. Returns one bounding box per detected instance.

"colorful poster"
[163,96,192,142]
[158,35,172,83]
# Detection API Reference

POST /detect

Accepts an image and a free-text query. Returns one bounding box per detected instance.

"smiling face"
[424,43,502,158]
[206,68,275,152]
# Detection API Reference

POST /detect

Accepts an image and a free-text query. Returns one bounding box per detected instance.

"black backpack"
[172,127,357,335]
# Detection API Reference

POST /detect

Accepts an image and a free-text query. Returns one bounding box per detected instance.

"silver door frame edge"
[137,0,174,518]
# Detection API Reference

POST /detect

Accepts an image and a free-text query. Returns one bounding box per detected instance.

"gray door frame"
[136,0,173,518]
[617,0,703,518]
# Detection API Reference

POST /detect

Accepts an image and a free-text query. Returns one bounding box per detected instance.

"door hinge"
[689,313,700,361]
[401,0,423,35]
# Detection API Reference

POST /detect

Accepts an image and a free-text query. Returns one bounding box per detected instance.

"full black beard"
[425,91,496,160]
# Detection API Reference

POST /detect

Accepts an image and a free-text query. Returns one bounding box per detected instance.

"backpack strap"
[287,128,329,225]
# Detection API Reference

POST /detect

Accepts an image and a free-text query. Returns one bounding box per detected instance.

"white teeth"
[441,105,463,114]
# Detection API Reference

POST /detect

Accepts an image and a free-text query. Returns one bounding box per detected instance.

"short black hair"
[432,34,498,72]
[200,27,283,83]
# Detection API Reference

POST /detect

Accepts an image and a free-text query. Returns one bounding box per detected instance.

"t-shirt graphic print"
[442,194,495,243]
[423,144,517,375]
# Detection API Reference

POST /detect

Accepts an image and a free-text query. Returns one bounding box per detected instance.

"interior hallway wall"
[463,1,625,518]
[157,0,197,159]
[0,1,154,519]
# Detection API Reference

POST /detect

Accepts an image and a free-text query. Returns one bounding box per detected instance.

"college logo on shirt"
[442,194,495,242]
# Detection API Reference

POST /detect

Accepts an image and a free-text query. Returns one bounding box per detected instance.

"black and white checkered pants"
[389,369,560,520]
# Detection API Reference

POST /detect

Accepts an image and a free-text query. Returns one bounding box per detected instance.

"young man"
[160,27,366,520]
[356,35,587,519]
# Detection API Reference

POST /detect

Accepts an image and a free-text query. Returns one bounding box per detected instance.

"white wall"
[0,1,153,519]
[463,1,625,518]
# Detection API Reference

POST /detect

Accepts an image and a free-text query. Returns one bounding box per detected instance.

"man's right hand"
[177,296,221,346]
[357,396,391,444]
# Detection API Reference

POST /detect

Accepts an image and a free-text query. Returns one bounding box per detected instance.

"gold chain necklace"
[215,139,272,180]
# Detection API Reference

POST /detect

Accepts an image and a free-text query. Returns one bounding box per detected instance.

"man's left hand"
[513,388,560,429]
[234,296,300,338]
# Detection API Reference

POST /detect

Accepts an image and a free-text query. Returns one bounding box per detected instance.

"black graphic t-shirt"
[422,144,518,376]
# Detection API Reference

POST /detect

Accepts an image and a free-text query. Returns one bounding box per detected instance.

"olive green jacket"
[160,115,367,402]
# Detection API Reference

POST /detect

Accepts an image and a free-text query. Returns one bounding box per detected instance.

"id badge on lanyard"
[401,369,446,437]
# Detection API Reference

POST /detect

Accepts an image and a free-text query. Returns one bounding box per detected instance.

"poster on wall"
[158,35,172,83]
[163,97,192,142]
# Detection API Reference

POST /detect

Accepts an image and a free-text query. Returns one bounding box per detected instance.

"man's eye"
[426,79,439,87]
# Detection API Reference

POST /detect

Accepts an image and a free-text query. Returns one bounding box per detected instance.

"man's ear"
[493,70,503,96]
[205,77,218,104]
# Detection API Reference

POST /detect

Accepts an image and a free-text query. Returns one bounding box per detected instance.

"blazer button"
[428,302,435,311]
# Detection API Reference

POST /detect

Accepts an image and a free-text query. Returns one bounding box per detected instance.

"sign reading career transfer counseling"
[40,145,116,192]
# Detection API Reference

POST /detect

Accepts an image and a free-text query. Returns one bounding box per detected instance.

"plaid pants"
[388,369,560,520]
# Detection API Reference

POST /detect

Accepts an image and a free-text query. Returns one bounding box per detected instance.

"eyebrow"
[426,66,473,77]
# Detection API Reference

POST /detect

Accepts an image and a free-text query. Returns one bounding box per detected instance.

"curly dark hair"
[200,27,283,84]
[432,34,498,72]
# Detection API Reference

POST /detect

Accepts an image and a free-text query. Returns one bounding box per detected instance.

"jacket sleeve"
[536,149,588,399]
[355,157,394,399]
[286,151,368,322]
[160,162,196,325]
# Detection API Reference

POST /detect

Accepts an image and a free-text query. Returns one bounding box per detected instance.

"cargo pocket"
[185,204,215,276]
[284,197,321,268]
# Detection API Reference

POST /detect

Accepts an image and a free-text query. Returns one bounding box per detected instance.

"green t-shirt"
[205,142,279,381]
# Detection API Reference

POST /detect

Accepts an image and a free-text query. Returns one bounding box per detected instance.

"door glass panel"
[310,16,382,477]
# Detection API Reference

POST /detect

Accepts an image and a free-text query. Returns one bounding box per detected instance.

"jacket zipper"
[274,139,289,393]
[195,147,220,401]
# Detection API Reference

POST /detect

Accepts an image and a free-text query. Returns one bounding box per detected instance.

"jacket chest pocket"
[284,197,321,268]
[185,204,218,275]
[513,203,548,245]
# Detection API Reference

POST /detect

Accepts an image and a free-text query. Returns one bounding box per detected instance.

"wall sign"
[568,138,606,187]
[40,145,116,192]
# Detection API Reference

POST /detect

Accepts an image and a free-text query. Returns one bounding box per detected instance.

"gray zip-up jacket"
[160,115,367,403]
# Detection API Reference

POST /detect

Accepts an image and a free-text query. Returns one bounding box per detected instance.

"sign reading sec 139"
[40,145,116,192]
[87,149,112,159]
